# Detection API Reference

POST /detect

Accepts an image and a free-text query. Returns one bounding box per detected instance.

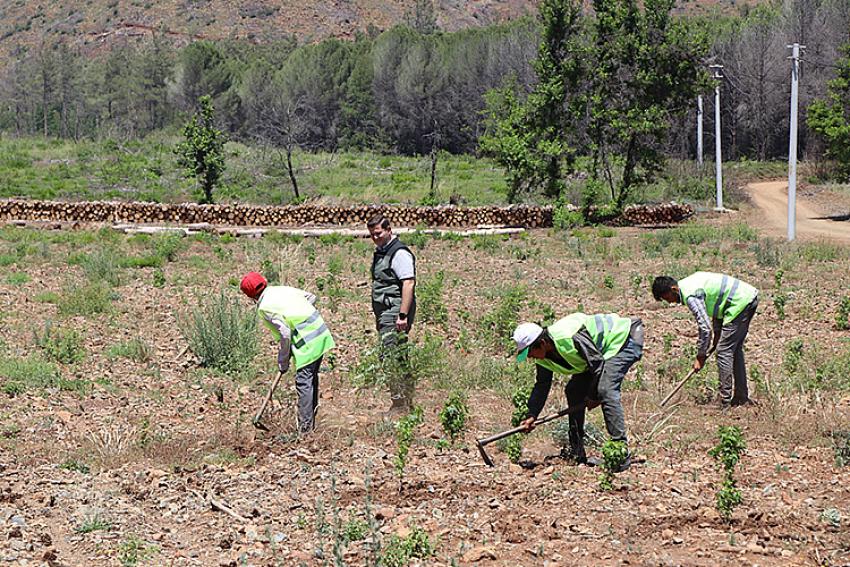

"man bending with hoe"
[513,312,644,470]
[652,272,758,409]
[240,272,335,434]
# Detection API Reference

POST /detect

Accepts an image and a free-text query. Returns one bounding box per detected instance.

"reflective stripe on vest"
[534,313,589,376]
[257,286,335,369]
[678,272,758,325]
[584,313,632,359]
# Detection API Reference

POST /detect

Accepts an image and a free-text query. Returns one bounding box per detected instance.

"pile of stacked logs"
[0,199,693,228]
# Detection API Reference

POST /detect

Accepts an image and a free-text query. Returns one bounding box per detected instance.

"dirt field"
[0,206,849,566]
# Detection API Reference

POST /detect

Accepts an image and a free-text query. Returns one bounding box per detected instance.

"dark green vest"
[371,237,415,307]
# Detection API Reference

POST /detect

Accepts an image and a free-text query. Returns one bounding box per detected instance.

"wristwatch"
[398,312,408,320]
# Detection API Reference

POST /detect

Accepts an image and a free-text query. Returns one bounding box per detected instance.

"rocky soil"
[0,208,848,566]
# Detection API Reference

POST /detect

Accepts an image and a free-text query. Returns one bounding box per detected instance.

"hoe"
[252,371,285,431]
[659,346,716,407]
[475,404,586,467]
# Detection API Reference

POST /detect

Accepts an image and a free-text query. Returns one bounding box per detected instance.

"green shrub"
[0,354,86,395]
[381,526,435,567]
[179,291,258,375]
[121,255,163,269]
[836,296,850,331]
[709,425,746,522]
[352,333,446,395]
[599,440,629,491]
[34,291,60,303]
[832,431,850,467]
[783,338,805,377]
[152,268,166,288]
[106,338,152,363]
[553,200,586,230]
[752,238,781,267]
[799,242,841,263]
[417,270,448,326]
[34,322,86,364]
[5,272,30,285]
[438,391,469,443]
[480,285,526,349]
[152,233,185,262]
[58,283,113,316]
[80,247,124,286]
[394,407,424,481]
[117,534,158,567]
[76,514,112,534]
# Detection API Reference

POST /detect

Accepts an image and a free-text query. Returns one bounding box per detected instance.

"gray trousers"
[716,297,758,404]
[295,356,322,433]
[597,336,643,444]
[565,334,643,455]
[373,300,416,407]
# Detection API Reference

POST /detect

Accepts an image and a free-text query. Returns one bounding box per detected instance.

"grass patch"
[58,283,114,316]
[34,322,86,364]
[4,272,30,285]
[106,338,152,363]
[0,354,88,396]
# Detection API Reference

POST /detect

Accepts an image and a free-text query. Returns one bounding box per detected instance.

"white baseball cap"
[512,323,544,362]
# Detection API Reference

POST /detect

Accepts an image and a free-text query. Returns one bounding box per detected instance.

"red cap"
[240,272,267,299]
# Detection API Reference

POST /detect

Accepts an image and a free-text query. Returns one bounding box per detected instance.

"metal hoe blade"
[476,440,494,467]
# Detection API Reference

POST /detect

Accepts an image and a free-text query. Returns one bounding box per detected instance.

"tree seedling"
[598,440,628,491]
[709,425,746,522]
[438,391,469,444]
[394,406,424,486]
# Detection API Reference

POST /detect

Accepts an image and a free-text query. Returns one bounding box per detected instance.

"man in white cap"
[513,312,644,469]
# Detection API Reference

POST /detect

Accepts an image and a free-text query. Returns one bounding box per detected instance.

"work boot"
[615,452,631,473]
[559,446,588,465]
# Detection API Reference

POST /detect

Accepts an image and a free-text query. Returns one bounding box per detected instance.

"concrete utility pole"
[787,43,804,242]
[709,65,724,211]
[697,95,704,167]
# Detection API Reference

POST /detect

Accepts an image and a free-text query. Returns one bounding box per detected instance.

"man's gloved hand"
[520,417,536,432]
[585,398,601,410]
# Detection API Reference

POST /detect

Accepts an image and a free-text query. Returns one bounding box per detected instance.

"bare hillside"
[0,0,763,59]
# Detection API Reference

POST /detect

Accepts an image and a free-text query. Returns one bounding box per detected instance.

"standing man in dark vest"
[367,214,417,414]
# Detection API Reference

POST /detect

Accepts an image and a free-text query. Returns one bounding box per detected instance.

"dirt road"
[744,180,850,243]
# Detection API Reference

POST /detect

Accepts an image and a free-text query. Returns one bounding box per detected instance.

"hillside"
[0,0,763,59]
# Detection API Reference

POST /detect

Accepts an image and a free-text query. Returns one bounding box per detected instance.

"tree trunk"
[286,146,300,201]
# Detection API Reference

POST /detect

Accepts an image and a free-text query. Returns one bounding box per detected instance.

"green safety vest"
[371,237,415,308]
[534,314,590,376]
[257,286,335,369]
[584,313,632,360]
[678,272,758,325]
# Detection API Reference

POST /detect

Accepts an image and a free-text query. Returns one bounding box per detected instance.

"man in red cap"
[240,272,335,433]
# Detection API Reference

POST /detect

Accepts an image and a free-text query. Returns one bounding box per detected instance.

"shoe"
[615,453,631,473]
[558,447,588,465]
[718,400,732,412]
[731,397,758,407]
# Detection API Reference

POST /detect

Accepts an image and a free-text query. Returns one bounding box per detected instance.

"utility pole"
[787,43,804,242]
[710,65,724,211]
[697,95,704,167]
